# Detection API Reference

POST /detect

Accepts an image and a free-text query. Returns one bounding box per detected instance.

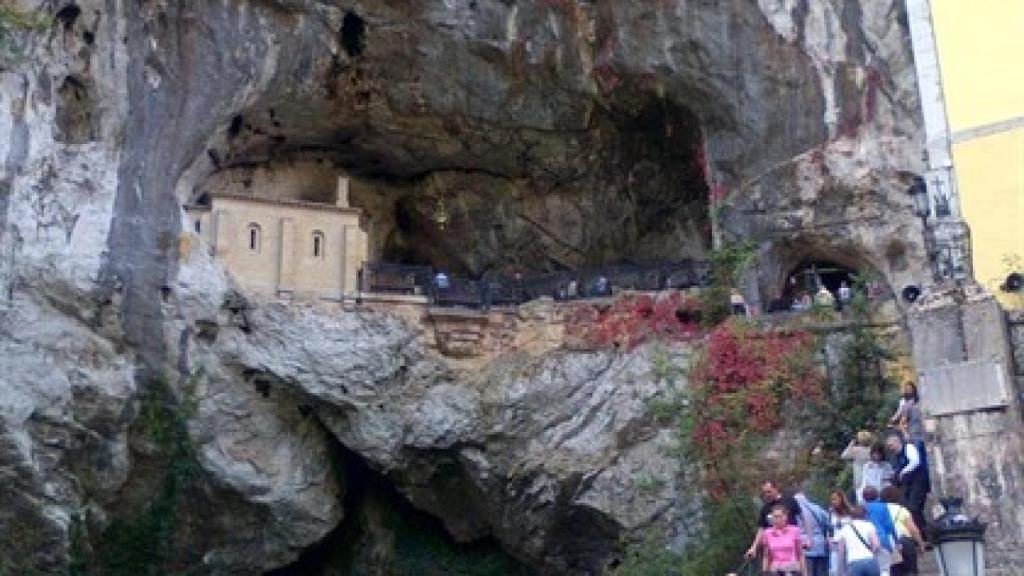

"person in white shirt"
[859,444,894,503]
[838,281,852,309]
[836,505,882,576]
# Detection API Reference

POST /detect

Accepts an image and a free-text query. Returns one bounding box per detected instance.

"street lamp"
[931,497,987,576]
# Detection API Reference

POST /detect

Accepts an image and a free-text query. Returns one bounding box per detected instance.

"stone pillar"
[343,224,367,296]
[277,217,295,294]
[909,289,1024,572]
[213,209,232,256]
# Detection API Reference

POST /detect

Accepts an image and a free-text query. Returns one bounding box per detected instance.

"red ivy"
[564,292,702,350]
[688,322,823,496]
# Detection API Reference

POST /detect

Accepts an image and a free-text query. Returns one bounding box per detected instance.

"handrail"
[360,260,710,308]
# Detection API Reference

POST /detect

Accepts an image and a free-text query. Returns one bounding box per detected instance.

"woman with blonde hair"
[842,431,874,502]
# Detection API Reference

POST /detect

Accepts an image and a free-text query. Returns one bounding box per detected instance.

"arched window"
[312,230,325,258]
[247,223,261,252]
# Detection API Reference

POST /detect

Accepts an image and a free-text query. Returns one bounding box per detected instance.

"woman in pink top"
[762,504,808,576]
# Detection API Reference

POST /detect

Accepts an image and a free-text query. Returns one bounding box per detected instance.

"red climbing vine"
[564,292,702,350]
[685,321,823,498]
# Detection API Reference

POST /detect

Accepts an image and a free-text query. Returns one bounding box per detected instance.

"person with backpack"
[794,492,830,576]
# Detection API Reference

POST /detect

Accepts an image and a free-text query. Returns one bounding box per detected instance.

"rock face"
[0,0,926,574]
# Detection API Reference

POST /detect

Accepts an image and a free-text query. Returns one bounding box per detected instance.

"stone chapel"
[185,176,369,299]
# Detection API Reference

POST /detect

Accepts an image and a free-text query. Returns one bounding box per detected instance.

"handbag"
[849,524,881,568]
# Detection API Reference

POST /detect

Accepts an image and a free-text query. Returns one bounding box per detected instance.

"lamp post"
[931,497,987,576]
[907,175,941,283]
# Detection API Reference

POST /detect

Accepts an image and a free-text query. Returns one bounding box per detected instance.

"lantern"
[908,175,931,219]
[931,497,987,576]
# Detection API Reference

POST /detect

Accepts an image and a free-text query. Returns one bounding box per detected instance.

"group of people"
[742,386,931,576]
[790,281,853,312]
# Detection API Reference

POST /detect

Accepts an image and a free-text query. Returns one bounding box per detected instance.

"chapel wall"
[188,195,367,298]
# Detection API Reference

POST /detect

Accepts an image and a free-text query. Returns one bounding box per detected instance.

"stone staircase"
[917,548,940,576]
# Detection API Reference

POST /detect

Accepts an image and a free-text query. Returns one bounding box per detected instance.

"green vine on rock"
[699,241,756,326]
[84,374,200,576]
[0,2,45,69]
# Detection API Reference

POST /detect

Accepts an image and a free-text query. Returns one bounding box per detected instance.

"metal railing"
[359,260,709,309]
[432,276,486,308]
[359,262,434,296]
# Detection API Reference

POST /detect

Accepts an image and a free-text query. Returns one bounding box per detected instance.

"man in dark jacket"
[744,480,803,561]
[886,431,929,534]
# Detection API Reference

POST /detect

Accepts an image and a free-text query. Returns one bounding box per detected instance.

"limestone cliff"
[0,1,926,573]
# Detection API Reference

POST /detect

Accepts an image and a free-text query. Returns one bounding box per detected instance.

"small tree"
[807,275,899,485]
[699,242,756,326]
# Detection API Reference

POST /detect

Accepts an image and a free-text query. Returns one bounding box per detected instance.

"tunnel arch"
[756,239,893,313]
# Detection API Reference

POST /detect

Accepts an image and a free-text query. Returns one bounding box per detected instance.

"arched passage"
[783,259,859,301]
[757,239,892,313]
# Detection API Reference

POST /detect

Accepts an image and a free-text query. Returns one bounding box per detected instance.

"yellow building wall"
[188,197,368,298]
[931,0,1024,308]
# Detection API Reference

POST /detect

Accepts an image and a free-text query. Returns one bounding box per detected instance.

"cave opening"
[55,74,99,144]
[784,259,859,301]
[341,11,366,58]
[55,4,81,30]
[265,445,529,575]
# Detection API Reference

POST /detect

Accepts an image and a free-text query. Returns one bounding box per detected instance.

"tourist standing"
[814,285,835,309]
[745,481,802,562]
[795,493,830,576]
[862,487,897,576]
[889,384,929,503]
[792,291,813,311]
[881,486,926,576]
[761,505,808,576]
[890,384,924,445]
[730,288,748,316]
[860,444,894,504]
[842,431,874,502]
[886,432,929,538]
[835,506,882,576]
[838,281,852,311]
[828,489,854,576]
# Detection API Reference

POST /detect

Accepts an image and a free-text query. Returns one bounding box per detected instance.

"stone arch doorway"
[757,239,891,313]
[783,259,859,302]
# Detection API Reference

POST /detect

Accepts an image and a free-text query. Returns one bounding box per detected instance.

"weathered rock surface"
[0,0,927,573]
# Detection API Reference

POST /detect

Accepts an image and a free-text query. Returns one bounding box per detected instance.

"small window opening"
[341,12,366,57]
[194,219,201,234]
[55,5,81,31]
[247,223,261,252]
[312,231,325,258]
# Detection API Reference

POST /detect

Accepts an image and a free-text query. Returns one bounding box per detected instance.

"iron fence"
[432,276,486,308]
[359,262,434,296]
[359,260,709,308]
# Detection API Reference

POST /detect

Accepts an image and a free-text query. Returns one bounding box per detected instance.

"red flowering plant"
[563,292,702,350]
[682,320,823,499]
